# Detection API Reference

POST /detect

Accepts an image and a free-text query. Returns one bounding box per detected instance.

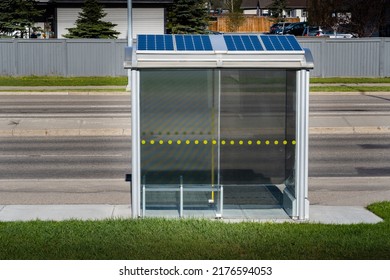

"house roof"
[241,0,307,9]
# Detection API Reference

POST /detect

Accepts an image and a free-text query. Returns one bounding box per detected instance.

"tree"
[63,0,119,39]
[225,0,245,32]
[0,0,44,38]
[269,0,287,22]
[308,0,387,37]
[167,0,209,34]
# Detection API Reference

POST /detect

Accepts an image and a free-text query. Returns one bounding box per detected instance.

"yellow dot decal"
[150,140,155,145]
[168,140,173,145]
[203,140,208,145]
[194,140,199,145]
[274,140,279,145]
[177,140,181,145]
[292,140,296,145]
[141,140,146,145]
[256,140,261,145]
[221,140,226,145]
[265,140,270,145]
[283,140,288,145]
[248,140,252,145]
[239,140,243,145]
[186,140,190,145]
[159,140,164,145]
[212,140,217,145]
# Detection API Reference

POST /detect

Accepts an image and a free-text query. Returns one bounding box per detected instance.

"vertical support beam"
[295,70,310,220]
[131,70,140,218]
[142,184,145,218]
[179,176,184,218]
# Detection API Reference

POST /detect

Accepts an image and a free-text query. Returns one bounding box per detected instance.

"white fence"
[1,38,389,77]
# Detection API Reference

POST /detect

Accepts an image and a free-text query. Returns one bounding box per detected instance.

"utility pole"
[126,0,132,91]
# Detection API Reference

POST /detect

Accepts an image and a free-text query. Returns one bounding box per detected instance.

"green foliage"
[63,0,120,39]
[0,0,44,38]
[167,0,209,34]
[269,0,287,21]
[0,202,389,259]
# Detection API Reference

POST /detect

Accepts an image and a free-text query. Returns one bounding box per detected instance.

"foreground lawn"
[0,202,389,260]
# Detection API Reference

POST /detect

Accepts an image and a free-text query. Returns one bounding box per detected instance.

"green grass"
[0,202,389,260]
[0,76,127,87]
[310,86,390,92]
[310,77,390,84]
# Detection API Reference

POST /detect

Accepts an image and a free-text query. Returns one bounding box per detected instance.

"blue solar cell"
[138,35,147,50]
[175,35,185,51]
[249,35,263,50]
[286,35,302,51]
[201,35,212,50]
[241,35,255,51]
[224,35,236,50]
[165,35,174,50]
[233,36,246,50]
[184,36,195,50]
[193,36,203,50]
[268,36,284,50]
[277,36,293,51]
[260,35,275,51]
[155,35,165,50]
[146,35,155,50]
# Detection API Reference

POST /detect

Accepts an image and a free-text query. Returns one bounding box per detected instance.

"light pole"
[126,0,132,91]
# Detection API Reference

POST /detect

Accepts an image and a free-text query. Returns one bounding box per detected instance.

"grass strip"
[0,202,389,260]
[310,77,390,84]
[0,76,127,87]
[310,86,390,92]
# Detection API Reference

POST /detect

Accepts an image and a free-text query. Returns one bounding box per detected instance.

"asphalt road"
[1,93,390,118]
[0,135,389,205]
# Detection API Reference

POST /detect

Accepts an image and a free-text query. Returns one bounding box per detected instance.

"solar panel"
[224,35,263,51]
[175,35,213,51]
[137,34,302,52]
[260,35,302,51]
[137,35,174,51]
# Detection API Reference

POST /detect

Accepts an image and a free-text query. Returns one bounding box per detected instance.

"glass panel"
[139,69,219,216]
[284,71,296,196]
[219,69,290,208]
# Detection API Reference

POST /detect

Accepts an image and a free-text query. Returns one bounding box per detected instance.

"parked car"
[302,26,322,36]
[269,22,292,34]
[282,22,308,36]
[321,29,357,38]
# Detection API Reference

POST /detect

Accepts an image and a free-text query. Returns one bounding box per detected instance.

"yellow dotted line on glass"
[141,139,296,145]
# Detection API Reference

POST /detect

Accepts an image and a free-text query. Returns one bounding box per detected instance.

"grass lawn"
[0,76,127,87]
[0,202,389,260]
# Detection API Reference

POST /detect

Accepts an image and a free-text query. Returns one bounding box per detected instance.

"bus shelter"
[124,34,313,220]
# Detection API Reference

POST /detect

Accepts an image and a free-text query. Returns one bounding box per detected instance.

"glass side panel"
[285,71,297,196]
[139,70,219,216]
[220,69,293,208]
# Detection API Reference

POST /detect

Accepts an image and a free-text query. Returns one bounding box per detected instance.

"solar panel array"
[137,34,302,52]
[137,34,174,51]
[224,35,263,51]
[175,35,213,51]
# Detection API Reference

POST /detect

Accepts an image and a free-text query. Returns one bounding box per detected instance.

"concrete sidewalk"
[0,204,383,224]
